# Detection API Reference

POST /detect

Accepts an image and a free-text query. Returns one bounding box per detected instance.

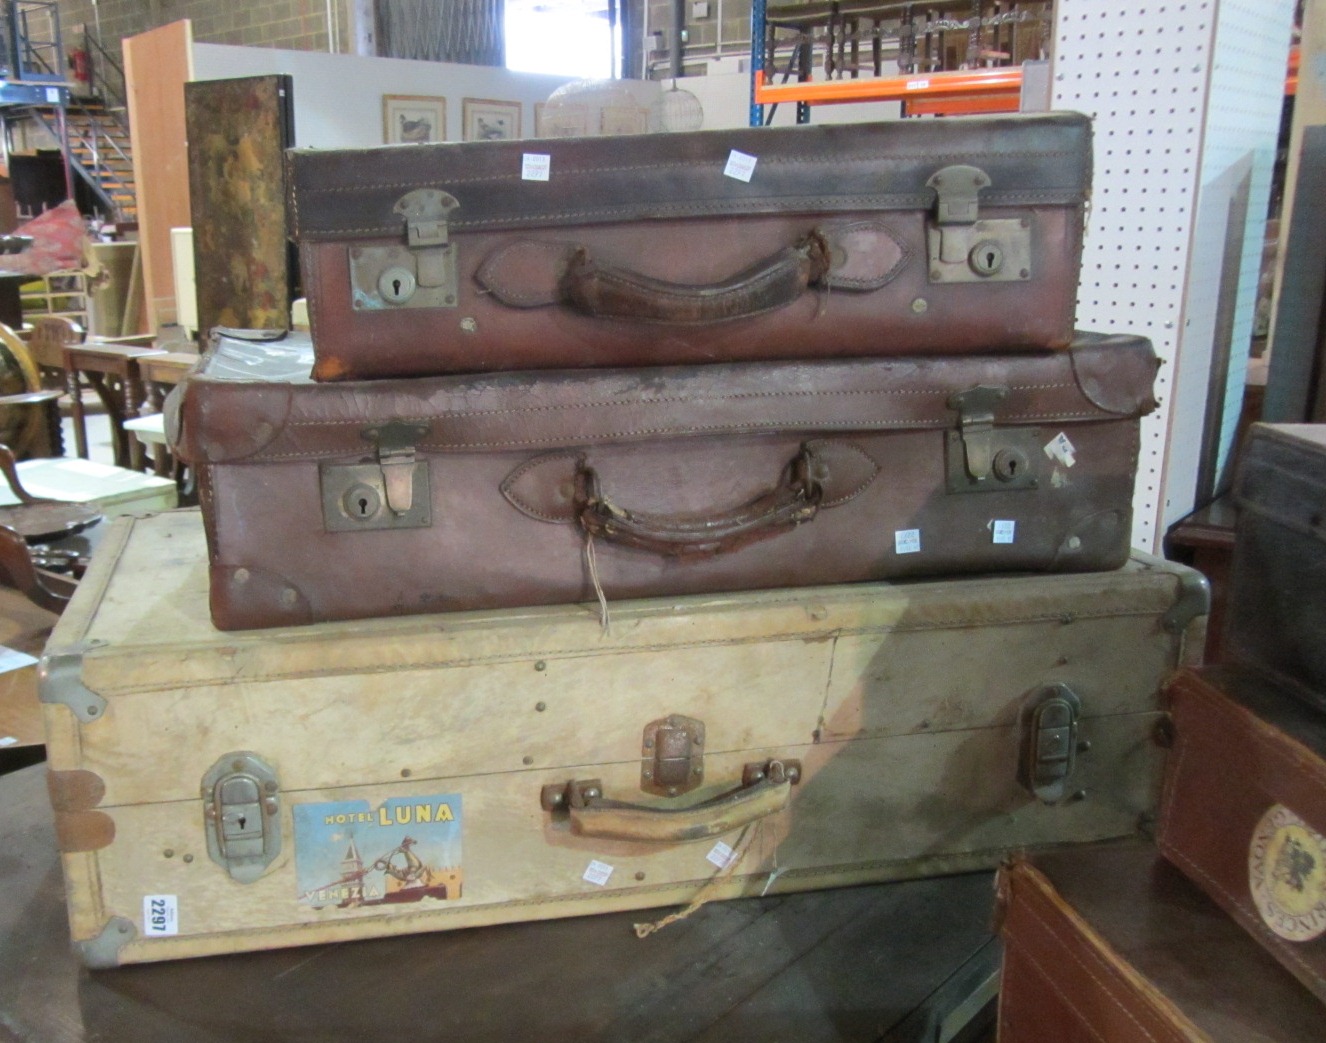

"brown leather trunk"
[1157,665,1326,1004]
[287,114,1090,382]
[997,844,1326,1042]
[1227,424,1326,711]
[168,328,1155,631]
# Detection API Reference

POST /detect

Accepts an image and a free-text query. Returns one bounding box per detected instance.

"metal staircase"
[0,1,137,224]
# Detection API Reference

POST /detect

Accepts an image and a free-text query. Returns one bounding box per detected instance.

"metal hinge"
[201,752,281,884]
[319,420,432,532]
[350,189,460,310]
[926,164,1032,283]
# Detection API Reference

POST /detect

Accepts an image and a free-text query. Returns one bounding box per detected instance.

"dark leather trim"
[288,114,1091,241]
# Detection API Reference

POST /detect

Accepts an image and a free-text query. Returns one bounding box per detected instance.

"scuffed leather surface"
[183,331,1154,630]
[288,114,1091,239]
[1069,333,1162,415]
[290,115,1090,379]
[173,330,1155,465]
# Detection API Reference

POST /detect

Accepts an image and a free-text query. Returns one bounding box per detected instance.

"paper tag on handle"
[707,841,737,869]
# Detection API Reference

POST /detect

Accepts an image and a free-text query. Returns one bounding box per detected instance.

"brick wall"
[55,0,346,66]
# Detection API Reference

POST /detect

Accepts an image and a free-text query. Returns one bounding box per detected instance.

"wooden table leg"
[65,366,87,459]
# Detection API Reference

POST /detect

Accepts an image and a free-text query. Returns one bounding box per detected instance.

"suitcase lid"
[286,113,1091,243]
[168,329,1156,465]
[1234,423,1326,543]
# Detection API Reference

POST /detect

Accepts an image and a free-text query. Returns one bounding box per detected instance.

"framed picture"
[383,94,446,144]
[535,102,588,139]
[601,105,647,136]
[463,98,522,142]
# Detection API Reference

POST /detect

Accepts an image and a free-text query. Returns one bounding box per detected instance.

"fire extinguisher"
[69,48,90,85]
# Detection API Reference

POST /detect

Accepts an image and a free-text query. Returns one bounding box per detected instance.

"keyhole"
[1007,458,1018,475]
[357,496,369,516]
[237,814,247,830]
[392,278,402,297]
[985,250,996,269]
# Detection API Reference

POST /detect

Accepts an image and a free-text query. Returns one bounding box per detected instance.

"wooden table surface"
[0,762,999,1043]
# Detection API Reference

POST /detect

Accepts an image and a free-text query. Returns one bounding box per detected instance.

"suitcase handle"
[541,760,799,843]
[561,233,833,325]
[578,446,823,557]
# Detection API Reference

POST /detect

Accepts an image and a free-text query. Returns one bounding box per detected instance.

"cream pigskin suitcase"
[40,511,1206,966]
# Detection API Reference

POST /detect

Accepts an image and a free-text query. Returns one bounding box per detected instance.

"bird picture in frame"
[383,95,447,145]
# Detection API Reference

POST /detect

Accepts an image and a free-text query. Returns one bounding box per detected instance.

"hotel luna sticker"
[294,794,463,909]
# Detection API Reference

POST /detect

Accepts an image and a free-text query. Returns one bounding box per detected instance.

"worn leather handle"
[551,766,795,844]
[562,232,832,324]
[578,447,823,557]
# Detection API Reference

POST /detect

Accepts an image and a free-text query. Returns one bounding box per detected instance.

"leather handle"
[578,446,823,557]
[546,762,797,844]
[561,233,832,324]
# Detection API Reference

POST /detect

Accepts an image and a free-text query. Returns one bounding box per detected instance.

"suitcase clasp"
[926,165,1032,283]
[349,189,459,311]
[201,752,281,883]
[641,714,706,796]
[319,421,433,532]
[945,386,1041,494]
[1019,684,1087,805]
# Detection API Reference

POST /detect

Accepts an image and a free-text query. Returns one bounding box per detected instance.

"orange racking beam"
[753,66,1024,106]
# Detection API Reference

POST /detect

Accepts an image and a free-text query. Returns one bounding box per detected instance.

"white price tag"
[582,859,614,886]
[991,519,1016,545]
[143,894,179,936]
[894,529,921,555]
[0,736,17,747]
[45,87,60,103]
[521,153,551,181]
[1044,432,1077,468]
[724,149,758,182]
[905,78,931,90]
[707,841,737,869]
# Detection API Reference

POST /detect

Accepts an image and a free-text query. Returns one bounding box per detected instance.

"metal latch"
[945,385,1040,494]
[926,164,1032,283]
[202,752,280,883]
[319,420,432,532]
[642,714,705,796]
[1019,684,1086,804]
[350,189,460,311]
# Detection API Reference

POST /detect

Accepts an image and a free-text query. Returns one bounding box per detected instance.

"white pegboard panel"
[1049,0,1293,553]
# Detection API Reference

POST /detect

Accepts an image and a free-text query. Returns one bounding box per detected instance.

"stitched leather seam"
[809,439,880,507]
[478,242,572,305]
[499,452,581,522]
[294,148,1085,192]
[309,190,1079,236]
[1018,896,1171,1043]
[1008,934,1113,1043]
[589,253,798,301]
[245,415,1105,459]
[278,382,1082,421]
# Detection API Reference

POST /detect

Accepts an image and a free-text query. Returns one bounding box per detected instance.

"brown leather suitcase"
[1226,423,1326,711]
[168,328,1155,631]
[287,114,1090,382]
[997,844,1326,1042]
[1157,666,1326,1004]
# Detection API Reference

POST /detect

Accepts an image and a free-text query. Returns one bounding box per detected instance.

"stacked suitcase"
[38,115,1210,966]
[996,423,1326,1039]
